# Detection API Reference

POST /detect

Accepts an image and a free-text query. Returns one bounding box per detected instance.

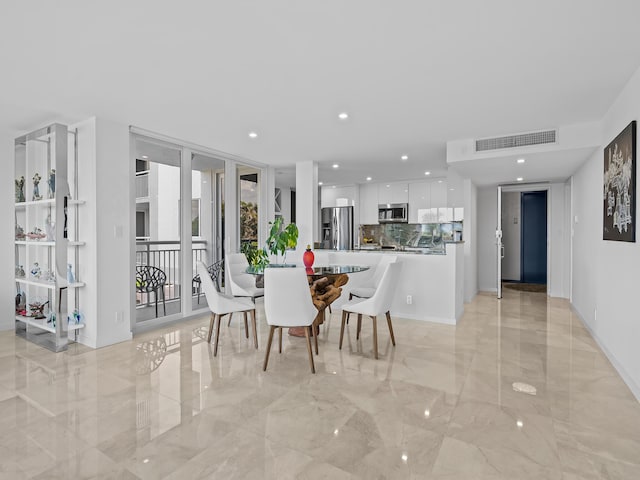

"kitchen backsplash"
[360,222,463,249]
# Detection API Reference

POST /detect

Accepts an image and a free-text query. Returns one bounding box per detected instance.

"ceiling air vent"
[475,130,556,152]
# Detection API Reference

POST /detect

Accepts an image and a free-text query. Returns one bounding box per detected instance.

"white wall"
[501,191,521,281]
[94,118,133,347]
[462,179,477,302]
[571,65,640,400]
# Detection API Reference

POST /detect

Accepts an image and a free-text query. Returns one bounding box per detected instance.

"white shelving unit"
[14,123,86,352]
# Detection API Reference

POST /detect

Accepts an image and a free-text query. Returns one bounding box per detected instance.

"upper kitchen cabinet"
[408,181,431,223]
[359,182,379,224]
[378,182,408,205]
[321,185,357,208]
[431,180,447,209]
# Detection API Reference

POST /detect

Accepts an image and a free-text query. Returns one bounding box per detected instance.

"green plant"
[265,217,298,264]
[241,241,269,269]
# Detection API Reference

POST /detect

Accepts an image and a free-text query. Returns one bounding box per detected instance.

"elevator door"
[521,191,547,284]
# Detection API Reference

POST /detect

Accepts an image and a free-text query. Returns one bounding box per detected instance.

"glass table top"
[246,264,370,275]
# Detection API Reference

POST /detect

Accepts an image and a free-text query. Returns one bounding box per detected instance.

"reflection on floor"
[136,296,210,323]
[1,290,639,479]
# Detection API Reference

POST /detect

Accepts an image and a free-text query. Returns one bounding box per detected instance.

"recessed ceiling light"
[333,164,339,169]
[366,177,372,181]
[248,131,258,139]
[517,177,524,182]
[450,188,455,191]
[401,453,408,463]
[318,182,323,186]
[516,420,524,428]
[517,158,526,164]
[401,155,408,161]
[332,185,336,189]
[438,180,443,183]
[386,184,390,188]
[338,112,349,120]
[424,171,431,175]
[141,155,148,159]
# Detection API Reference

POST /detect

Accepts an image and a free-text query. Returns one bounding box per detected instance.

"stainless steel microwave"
[378,203,408,223]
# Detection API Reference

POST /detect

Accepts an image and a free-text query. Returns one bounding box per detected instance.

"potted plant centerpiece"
[243,217,299,271]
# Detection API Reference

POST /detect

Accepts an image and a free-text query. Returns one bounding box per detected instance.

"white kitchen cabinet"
[321,185,356,208]
[431,180,447,210]
[359,183,379,224]
[408,181,430,223]
[378,182,408,205]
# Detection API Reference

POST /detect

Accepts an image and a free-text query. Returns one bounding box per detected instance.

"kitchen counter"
[312,242,464,325]
[317,247,446,255]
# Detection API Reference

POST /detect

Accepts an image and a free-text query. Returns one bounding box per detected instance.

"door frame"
[498,183,551,296]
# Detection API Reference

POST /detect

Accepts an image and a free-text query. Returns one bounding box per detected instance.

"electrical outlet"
[406,295,412,305]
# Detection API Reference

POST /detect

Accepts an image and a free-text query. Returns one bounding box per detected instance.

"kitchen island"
[312,242,464,325]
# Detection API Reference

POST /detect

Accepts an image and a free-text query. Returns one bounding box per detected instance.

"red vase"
[303,245,315,268]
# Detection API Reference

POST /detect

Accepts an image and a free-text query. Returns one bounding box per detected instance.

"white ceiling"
[2,1,640,187]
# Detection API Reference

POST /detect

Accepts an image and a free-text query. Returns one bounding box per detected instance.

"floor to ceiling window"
[133,137,183,323]
[238,166,261,251]
[131,131,266,329]
[191,153,225,311]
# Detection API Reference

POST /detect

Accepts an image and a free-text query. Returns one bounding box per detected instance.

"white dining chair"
[197,261,258,356]
[340,261,402,359]
[349,255,397,300]
[225,253,264,327]
[226,253,264,300]
[263,267,319,374]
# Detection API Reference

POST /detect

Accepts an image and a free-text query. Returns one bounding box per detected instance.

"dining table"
[246,264,370,337]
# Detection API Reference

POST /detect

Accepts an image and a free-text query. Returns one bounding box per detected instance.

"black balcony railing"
[135,240,208,305]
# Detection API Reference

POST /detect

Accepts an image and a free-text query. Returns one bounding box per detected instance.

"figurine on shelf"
[15,265,25,278]
[15,176,25,203]
[29,300,48,319]
[67,264,75,284]
[15,224,25,240]
[26,227,46,240]
[30,262,41,279]
[45,215,55,241]
[68,309,83,325]
[15,289,26,315]
[32,173,42,201]
[48,169,55,199]
[41,270,55,283]
[47,312,56,326]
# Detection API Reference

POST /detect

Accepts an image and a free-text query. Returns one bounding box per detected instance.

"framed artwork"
[603,120,636,242]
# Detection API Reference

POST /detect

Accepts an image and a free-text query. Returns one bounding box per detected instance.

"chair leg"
[278,327,283,353]
[314,323,319,355]
[349,293,353,300]
[263,325,276,371]
[339,310,347,349]
[304,326,316,374]
[207,312,215,342]
[162,287,166,316]
[356,314,362,340]
[243,312,249,339]
[214,314,222,357]
[251,309,258,349]
[372,315,378,360]
[386,311,396,346]
[154,290,158,318]
[227,312,233,327]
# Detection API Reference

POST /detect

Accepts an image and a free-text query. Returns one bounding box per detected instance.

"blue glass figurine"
[32,173,42,201]
[48,169,55,198]
[67,264,75,283]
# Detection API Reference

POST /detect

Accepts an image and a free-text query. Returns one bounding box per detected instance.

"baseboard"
[393,311,457,326]
[570,304,640,403]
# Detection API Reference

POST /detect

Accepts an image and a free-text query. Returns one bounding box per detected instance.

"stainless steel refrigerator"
[321,206,354,250]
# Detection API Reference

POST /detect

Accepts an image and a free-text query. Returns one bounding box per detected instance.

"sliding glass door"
[133,137,182,323]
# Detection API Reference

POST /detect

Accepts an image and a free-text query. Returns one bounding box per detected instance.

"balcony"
[135,239,209,321]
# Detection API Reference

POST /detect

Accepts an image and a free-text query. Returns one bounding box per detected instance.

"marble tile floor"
[1,290,639,479]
